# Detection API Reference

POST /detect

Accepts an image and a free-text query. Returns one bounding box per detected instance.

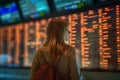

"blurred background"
[0,0,120,80]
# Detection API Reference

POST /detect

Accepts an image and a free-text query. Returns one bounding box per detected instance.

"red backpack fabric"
[34,63,63,80]
[34,52,65,80]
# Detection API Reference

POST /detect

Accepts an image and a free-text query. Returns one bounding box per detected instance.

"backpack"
[34,63,63,80]
[34,53,65,80]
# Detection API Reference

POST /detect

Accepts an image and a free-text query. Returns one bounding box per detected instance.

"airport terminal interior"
[0,0,120,80]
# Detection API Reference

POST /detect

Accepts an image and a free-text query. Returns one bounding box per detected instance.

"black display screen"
[53,0,94,11]
[19,0,50,19]
[0,3,20,24]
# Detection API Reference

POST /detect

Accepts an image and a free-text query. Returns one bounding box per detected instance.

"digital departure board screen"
[0,3,120,71]
[19,0,50,19]
[53,0,93,11]
[0,3,20,24]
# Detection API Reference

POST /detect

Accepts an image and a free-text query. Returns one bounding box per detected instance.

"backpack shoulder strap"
[40,51,48,64]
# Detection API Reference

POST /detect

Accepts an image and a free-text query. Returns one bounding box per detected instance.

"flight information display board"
[0,3,120,71]
[0,3,20,24]
[19,0,50,19]
[53,0,94,11]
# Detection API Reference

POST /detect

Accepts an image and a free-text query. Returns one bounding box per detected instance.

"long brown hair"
[43,18,68,64]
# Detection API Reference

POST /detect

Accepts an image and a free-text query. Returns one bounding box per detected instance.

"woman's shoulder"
[63,44,76,55]
[36,45,75,55]
[34,47,48,57]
